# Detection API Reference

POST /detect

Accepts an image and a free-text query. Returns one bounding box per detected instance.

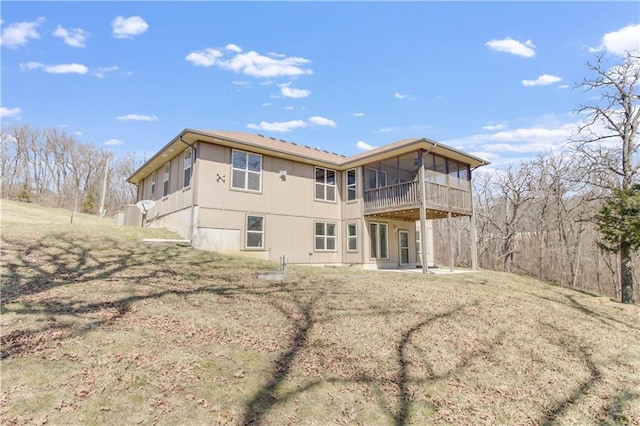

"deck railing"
[363,181,420,212]
[363,179,472,214]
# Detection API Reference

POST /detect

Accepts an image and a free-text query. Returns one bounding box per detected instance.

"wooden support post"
[470,211,478,271]
[448,211,454,272]
[419,151,429,275]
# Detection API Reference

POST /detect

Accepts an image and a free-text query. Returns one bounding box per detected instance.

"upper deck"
[361,152,473,221]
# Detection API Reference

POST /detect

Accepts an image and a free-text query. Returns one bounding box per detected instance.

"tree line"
[1,124,138,216]
[435,52,639,304]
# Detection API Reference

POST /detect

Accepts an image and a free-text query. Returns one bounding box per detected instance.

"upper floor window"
[315,167,336,201]
[162,162,170,197]
[150,171,156,198]
[368,168,387,189]
[346,169,357,201]
[183,148,192,188]
[232,149,262,192]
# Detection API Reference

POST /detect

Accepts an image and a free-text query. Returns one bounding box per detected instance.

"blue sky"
[1,1,639,168]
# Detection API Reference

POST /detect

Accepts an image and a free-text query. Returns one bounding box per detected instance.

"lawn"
[1,200,639,425]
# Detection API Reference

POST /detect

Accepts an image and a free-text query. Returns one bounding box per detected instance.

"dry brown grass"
[1,200,639,425]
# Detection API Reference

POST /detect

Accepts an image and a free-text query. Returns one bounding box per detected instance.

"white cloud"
[74,131,83,136]
[46,63,89,74]
[469,151,499,160]
[482,123,506,131]
[378,127,396,132]
[116,114,158,122]
[353,112,364,117]
[558,84,570,89]
[522,74,562,87]
[225,43,242,53]
[0,106,22,118]
[0,17,44,48]
[21,62,89,74]
[356,141,374,150]
[309,116,336,127]
[262,102,272,107]
[104,138,124,146]
[185,48,223,66]
[247,120,308,132]
[279,82,311,98]
[486,37,536,57]
[112,16,148,39]
[94,66,119,78]
[394,92,412,100]
[53,25,88,47]
[186,44,313,78]
[591,24,640,56]
[232,81,250,86]
[444,122,579,156]
[20,61,44,71]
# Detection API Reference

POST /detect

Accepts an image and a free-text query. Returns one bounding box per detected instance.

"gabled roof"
[128,129,490,184]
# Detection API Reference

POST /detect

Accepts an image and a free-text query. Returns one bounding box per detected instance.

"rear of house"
[128,129,488,270]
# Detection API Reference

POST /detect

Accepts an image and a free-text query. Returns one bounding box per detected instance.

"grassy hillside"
[0,199,112,225]
[1,201,639,425]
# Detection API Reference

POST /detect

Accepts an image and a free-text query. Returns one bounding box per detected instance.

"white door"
[399,230,410,265]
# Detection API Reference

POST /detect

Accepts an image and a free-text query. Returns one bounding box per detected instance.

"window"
[367,168,387,189]
[346,169,357,201]
[315,167,336,201]
[232,149,262,191]
[315,222,337,251]
[183,148,192,188]
[370,222,388,259]
[246,215,264,249]
[150,171,156,198]
[347,222,358,252]
[162,162,170,197]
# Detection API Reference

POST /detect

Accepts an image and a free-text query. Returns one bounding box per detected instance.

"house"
[127,129,489,272]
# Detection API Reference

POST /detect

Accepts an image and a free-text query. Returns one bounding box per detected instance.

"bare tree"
[572,51,640,303]
[2,124,138,215]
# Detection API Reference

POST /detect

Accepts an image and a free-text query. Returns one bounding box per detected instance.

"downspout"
[180,135,198,246]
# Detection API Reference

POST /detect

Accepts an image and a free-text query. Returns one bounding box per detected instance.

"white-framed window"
[183,148,192,188]
[150,171,156,198]
[246,215,265,249]
[232,149,262,192]
[315,221,337,251]
[162,162,170,197]
[368,168,387,189]
[346,168,357,201]
[370,222,389,259]
[315,167,336,202]
[347,222,358,252]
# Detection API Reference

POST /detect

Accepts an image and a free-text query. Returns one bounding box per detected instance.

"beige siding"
[193,144,344,263]
[196,144,341,220]
[135,140,439,267]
